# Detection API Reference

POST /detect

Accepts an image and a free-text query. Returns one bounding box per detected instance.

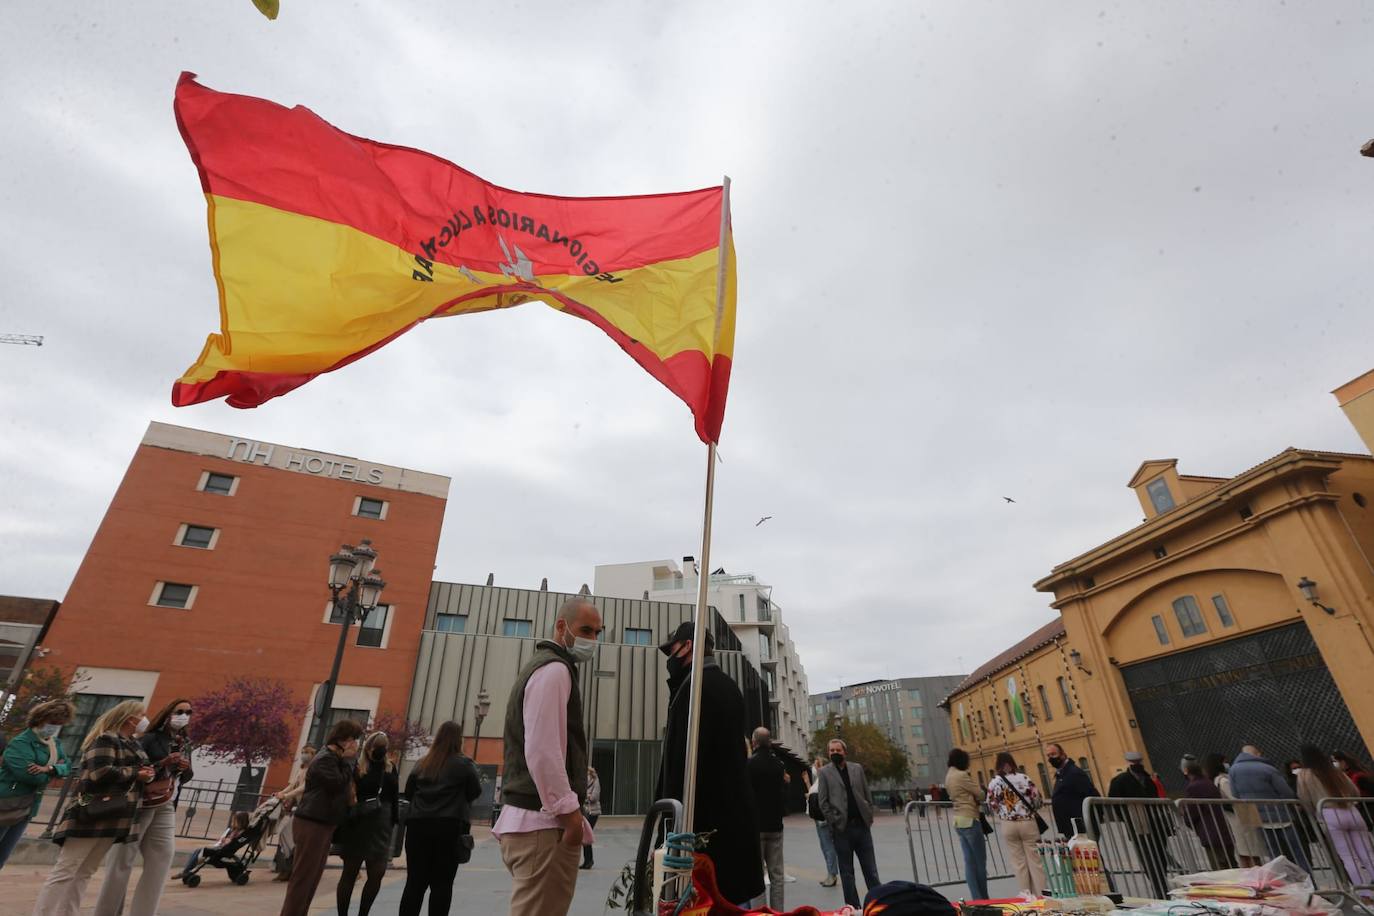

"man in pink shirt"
[492,597,603,916]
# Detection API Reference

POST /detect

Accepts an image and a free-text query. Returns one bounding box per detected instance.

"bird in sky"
[1003,497,1016,504]
[755,516,773,527]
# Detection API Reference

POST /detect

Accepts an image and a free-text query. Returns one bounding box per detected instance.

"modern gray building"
[407,580,770,815]
[808,674,966,790]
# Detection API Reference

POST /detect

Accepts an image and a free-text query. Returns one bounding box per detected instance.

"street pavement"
[0,812,1019,914]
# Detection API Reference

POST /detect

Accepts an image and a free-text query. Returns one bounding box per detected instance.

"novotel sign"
[852,682,901,696]
[225,438,387,485]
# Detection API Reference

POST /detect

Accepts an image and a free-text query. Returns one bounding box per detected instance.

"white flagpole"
[680,176,730,835]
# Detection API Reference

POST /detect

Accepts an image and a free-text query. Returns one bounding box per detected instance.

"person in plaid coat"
[31,699,155,916]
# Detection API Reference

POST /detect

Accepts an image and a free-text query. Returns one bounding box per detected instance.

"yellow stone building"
[943,372,1374,797]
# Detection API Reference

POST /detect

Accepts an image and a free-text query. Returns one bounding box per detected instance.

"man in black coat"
[747,727,788,911]
[1107,751,1169,898]
[1045,743,1098,838]
[656,621,764,907]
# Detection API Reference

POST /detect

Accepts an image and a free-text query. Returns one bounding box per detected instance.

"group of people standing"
[2,697,195,916]
[945,739,1374,903]
[276,717,483,916]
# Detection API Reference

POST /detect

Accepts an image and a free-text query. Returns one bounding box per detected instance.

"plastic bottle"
[1068,820,1103,895]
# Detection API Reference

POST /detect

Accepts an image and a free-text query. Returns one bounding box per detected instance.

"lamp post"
[313,539,387,748]
[471,687,492,761]
[1297,577,1338,615]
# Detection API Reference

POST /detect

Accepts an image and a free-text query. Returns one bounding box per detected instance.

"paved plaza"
[0,812,1020,915]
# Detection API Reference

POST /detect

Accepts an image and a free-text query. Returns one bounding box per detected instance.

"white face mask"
[37,724,61,740]
[170,713,191,730]
[135,716,150,735]
[566,634,597,664]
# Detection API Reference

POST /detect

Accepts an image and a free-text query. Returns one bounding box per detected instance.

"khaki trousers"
[999,818,1046,895]
[32,835,117,916]
[500,828,581,916]
[94,802,177,915]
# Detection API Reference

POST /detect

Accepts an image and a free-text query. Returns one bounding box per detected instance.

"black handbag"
[979,812,994,835]
[456,833,474,864]
[73,790,136,824]
[0,790,35,827]
[807,793,825,821]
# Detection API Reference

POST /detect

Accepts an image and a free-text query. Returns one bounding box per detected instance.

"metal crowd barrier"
[1315,797,1374,899]
[1083,797,1200,899]
[903,800,1015,893]
[1088,796,1358,904]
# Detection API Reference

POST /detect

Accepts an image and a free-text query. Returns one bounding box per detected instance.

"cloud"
[3,1,1374,698]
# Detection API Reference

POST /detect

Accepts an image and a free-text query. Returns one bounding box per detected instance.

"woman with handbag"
[280,718,363,916]
[985,752,1047,895]
[0,699,75,870]
[31,700,155,916]
[334,731,399,916]
[946,747,990,900]
[95,697,194,914]
[399,720,481,916]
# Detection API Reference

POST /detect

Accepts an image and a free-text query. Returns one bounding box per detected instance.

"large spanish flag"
[171,73,735,443]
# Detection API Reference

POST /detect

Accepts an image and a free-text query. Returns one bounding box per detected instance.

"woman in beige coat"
[946,748,989,900]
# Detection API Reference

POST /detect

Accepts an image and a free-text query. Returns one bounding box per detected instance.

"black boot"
[580,845,593,869]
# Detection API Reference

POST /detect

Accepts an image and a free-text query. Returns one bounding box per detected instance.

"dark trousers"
[399,819,464,916]
[279,817,334,916]
[582,814,599,866]
[831,820,881,908]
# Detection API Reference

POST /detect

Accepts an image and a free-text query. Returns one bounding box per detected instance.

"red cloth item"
[658,854,854,915]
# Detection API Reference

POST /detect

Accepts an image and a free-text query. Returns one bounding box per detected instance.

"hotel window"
[1152,615,1171,645]
[918,743,930,755]
[1003,699,1015,730]
[200,471,237,495]
[1172,595,1208,637]
[356,604,389,648]
[1146,477,1175,514]
[434,613,466,633]
[976,711,986,739]
[502,619,533,638]
[1037,762,1052,797]
[1057,677,1074,714]
[988,705,998,735]
[737,594,745,615]
[1037,685,1053,721]
[911,723,924,738]
[909,690,923,703]
[177,524,217,549]
[911,706,923,719]
[354,496,388,520]
[152,582,196,609]
[64,694,140,758]
[1212,594,1235,628]
[625,627,653,646]
[759,633,771,660]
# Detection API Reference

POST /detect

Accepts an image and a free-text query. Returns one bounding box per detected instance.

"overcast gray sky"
[4,2,1374,694]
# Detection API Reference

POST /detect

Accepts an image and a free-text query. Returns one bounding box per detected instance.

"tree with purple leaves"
[368,710,429,758]
[190,676,301,765]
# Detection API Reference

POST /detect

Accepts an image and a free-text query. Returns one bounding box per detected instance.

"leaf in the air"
[252,0,280,19]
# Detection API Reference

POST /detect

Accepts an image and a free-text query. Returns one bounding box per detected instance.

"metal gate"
[1121,622,1370,793]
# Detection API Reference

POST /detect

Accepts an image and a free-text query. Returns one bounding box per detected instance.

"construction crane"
[0,334,43,346]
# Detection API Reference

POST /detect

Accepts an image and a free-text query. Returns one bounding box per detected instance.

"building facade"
[594,558,811,752]
[39,421,449,790]
[938,621,1102,799]
[808,675,966,788]
[408,580,769,815]
[947,443,1374,797]
[0,596,60,701]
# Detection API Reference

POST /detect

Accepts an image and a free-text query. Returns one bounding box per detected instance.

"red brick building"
[40,422,448,789]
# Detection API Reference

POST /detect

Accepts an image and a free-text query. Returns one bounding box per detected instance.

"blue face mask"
[37,724,61,739]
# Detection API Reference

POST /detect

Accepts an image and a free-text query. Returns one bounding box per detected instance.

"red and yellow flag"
[171,74,735,443]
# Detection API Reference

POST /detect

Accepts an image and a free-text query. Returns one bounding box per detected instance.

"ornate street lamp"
[313,539,387,747]
[472,687,492,760]
[1296,577,1337,615]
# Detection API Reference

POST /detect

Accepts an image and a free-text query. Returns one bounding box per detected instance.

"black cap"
[658,620,715,656]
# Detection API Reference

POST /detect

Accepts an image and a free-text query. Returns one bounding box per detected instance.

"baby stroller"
[180,795,282,887]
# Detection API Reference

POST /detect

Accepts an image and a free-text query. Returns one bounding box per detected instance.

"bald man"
[747,726,788,910]
[493,598,604,916]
